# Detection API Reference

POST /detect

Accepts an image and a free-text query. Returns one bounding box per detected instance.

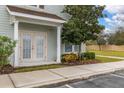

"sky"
[99,5,124,34]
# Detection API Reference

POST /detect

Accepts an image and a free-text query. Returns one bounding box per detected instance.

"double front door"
[19,31,47,62]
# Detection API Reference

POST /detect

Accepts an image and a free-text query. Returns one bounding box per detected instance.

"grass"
[14,52,123,73]
[15,64,67,73]
[91,50,124,57]
[15,57,121,73]
[96,56,122,63]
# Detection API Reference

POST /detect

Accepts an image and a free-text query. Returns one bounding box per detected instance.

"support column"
[57,25,62,63]
[81,43,86,52]
[14,21,19,67]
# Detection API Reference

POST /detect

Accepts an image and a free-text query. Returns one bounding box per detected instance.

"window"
[23,34,31,59]
[30,5,44,9]
[74,45,79,52]
[65,44,80,53]
[39,5,44,9]
[36,36,44,58]
[65,44,72,52]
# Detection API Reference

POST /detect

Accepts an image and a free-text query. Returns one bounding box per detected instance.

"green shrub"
[81,52,95,60]
[61,53,78,63]
[0,35,16,66]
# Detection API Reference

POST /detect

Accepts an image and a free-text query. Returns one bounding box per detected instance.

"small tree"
[108,27,124,45]
[97,34,107,50]
[62,5,106,56]
[0,35,16,66]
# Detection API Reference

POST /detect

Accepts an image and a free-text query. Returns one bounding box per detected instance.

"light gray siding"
[19,23,57,61]
[47,27,57,61]
[0,5,14,38]
[44,5,70,54]
[19,5,69,20]
[44,5,70,20]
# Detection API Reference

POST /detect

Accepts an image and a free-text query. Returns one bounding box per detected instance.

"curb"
[25,69,120,88]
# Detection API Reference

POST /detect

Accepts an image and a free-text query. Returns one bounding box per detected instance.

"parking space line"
[111,74,124,79]
[65,84,73,88]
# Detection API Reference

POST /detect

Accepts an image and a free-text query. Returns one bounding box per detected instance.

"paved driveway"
[55,70,124,88]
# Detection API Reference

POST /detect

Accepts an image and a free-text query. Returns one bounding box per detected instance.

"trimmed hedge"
[81,52,95,60]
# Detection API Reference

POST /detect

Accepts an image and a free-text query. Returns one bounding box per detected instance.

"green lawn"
[15,64,67,73]
[96,56,122,63]
[15,58,121,73]
[15,52,123,73]
[91,50,124,57]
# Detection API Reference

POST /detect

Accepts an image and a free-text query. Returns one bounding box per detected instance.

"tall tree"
[97,33,107,50]
[62,5,106,55]
[108,27,124,45]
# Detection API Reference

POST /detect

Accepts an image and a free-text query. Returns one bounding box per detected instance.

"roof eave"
[7,7,66,24]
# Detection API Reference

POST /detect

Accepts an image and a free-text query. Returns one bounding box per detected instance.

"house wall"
[19,23,57,61]
[44,5,70,20]
[0,5,14,38]
[0,5,14,65]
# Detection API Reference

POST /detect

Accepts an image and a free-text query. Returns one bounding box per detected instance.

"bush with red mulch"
[61,53,101,66]
[62,59,101,66]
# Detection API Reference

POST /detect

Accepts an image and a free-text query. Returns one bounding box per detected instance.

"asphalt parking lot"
[54,70,124,88]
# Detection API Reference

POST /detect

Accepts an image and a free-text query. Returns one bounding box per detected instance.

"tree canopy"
[61,5,106,53]
[62,5,106,45]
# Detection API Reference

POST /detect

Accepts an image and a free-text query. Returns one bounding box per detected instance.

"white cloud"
[112,14,124,21]
[111,14,124,27]
[104,5,124,32]
[104,18,112,23]
[105,5,124,14]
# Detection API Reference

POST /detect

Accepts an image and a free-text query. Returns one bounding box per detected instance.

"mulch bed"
[0,60,101,74]
[0,64,14,74]
[62,59,101,66]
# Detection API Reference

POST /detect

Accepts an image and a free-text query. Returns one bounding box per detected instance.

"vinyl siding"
[0,5,14,38]
[44,5,70,20]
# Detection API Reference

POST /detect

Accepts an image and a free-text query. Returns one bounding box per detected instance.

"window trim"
[64,44,79,53]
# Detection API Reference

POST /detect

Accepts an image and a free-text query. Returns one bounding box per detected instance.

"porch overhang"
[6,5,66,25]
[6,5,64,67]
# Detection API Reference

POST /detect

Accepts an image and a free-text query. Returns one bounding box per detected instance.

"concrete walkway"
[1,61,124,88]
[96,55,124,59]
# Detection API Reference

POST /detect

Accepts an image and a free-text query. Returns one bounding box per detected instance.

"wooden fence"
[87,45,124,51]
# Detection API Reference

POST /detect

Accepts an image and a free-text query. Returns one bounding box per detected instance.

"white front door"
[20,31,46,63]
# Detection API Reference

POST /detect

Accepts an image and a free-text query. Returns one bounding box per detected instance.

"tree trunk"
[78,43,82,59]
[98,45,101,51]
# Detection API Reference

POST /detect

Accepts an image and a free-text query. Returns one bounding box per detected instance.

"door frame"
[19,30,47,63]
